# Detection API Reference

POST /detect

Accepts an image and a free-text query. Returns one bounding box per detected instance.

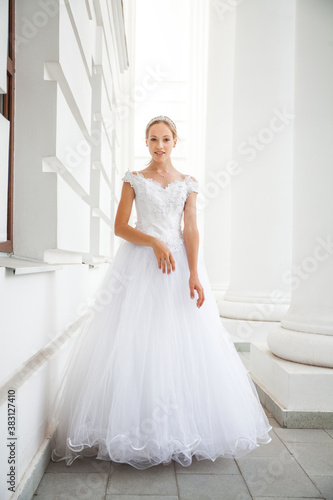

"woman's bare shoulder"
[183,173,198,183]
[173,170,197,182]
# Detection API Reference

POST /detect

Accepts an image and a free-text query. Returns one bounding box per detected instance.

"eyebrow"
[150,134,171,138]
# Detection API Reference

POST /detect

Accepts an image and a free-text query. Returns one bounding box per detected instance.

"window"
[0,0,15,252]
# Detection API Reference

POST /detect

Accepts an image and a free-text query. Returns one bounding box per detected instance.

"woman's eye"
[165,139,170,142]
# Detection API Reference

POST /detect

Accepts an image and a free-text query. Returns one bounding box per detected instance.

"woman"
[50,115,271,470]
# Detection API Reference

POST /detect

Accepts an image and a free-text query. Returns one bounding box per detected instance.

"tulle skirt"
[50,239,272,469]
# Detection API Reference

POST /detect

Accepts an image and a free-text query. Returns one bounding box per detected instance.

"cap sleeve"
[186,176,199,196]
[122,170,136,188]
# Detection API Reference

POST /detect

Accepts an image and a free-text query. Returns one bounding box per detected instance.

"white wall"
[0,1,134,499]
[13,0,129,264]
[203,0,235,295]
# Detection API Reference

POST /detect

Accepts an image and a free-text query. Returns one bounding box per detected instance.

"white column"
[268,0,333,368]
[219,0,295,336]
[202,0,235,301]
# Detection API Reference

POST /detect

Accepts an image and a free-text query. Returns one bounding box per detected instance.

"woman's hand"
[152,239,176,274]
[189,274,205,308]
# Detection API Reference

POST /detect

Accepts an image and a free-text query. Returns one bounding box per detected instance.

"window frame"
[0,0,15,253]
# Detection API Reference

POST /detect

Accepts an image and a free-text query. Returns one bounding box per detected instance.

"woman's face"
[146,122,177,163]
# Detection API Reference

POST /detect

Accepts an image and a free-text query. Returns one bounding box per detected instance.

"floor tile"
[175,456,239,475]
[106,462,178,496]
[252,497,323,500]
[34,471,108,499]
[239,352,250,370]
[46,456,111,474]
[284,442,333,476]
[177,473,251,500]
[247,429,288,458]
[236,455,322,498]
[310,475,333,500]
[268,417,282,428]
[105,496,178,500]
[275,428,333,444]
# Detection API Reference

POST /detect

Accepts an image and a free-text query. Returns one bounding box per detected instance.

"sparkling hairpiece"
[146,115,177,131]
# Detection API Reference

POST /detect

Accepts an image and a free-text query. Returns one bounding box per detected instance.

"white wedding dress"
[50,170,272,469]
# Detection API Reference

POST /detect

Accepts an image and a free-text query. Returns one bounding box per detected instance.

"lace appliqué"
[186,177,199,198]
[121,170,199,252]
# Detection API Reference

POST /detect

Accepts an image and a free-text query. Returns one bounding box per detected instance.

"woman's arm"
[183,190,205,308]
[114,181,176,274]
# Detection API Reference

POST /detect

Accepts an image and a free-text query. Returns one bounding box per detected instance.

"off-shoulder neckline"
[125,170,197,191]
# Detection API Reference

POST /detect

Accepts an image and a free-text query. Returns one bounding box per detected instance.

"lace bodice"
[122,170,199,251]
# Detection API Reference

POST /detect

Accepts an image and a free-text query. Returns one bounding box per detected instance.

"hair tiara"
[146,115,177,131]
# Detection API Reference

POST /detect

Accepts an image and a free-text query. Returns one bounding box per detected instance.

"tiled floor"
[33,352,333,500]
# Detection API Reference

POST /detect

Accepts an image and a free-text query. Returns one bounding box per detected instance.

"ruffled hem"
[50,428,272,469]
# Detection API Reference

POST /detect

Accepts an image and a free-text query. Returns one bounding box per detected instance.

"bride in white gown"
[50,115,272,470]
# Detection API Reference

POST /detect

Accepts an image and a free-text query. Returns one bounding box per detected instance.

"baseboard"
[10,435,51,500]
[252,374,333,429]
[234,342,250,352]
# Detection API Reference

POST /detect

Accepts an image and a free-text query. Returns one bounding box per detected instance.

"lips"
[155,152,164,156]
